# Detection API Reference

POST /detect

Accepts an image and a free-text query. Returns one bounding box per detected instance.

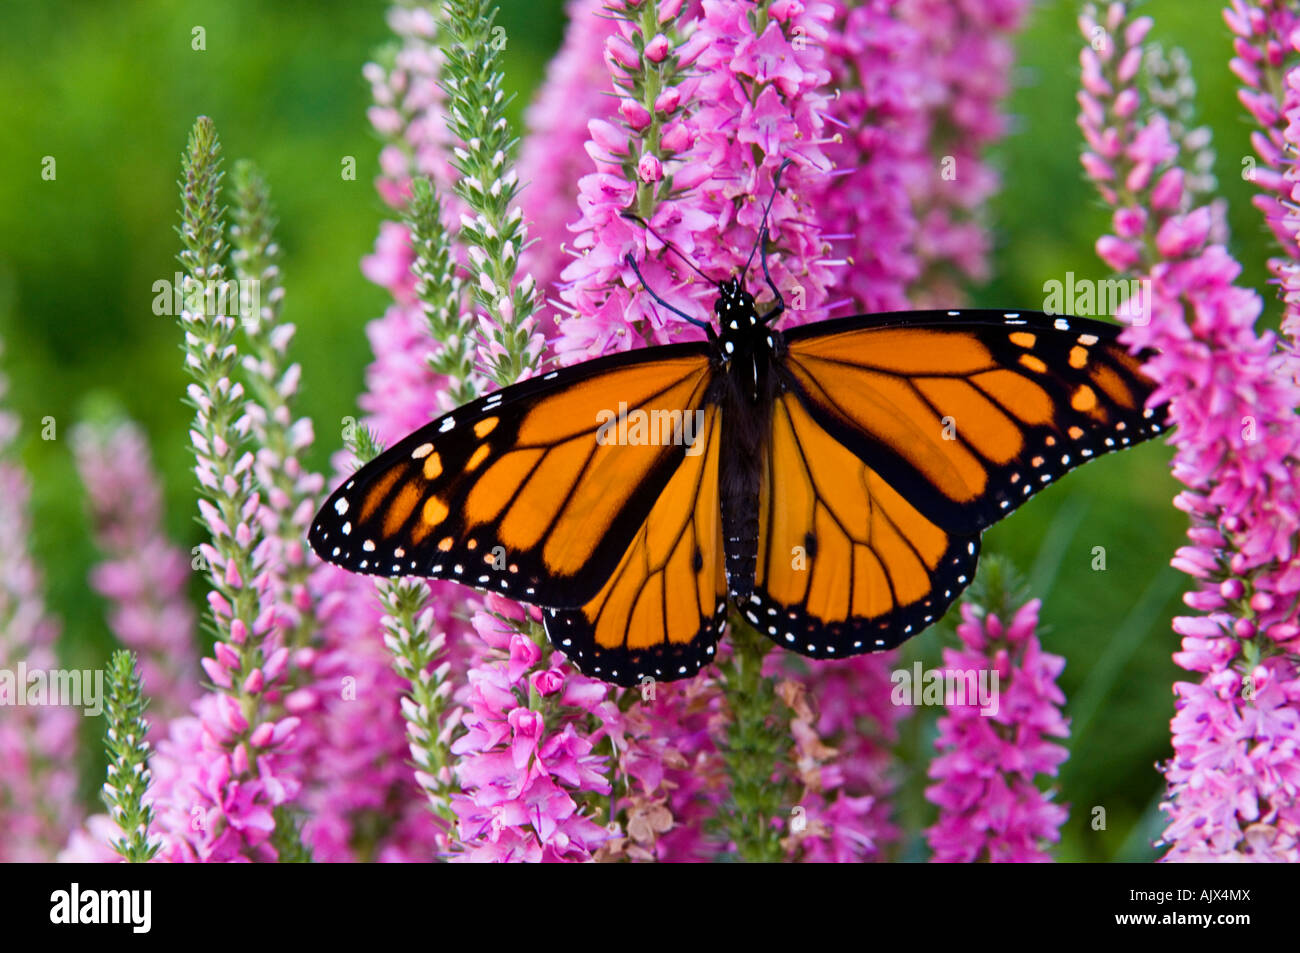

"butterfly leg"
[624,253,715,334]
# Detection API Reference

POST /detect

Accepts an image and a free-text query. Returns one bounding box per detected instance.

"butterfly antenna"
[743,158,794,279]
[619,212,719,287]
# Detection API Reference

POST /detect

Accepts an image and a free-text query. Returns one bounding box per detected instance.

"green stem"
[719,621,789,862]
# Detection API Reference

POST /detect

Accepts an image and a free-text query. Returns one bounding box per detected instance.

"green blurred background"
[0,0,1275,861]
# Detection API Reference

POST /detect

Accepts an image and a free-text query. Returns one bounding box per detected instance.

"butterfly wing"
[309,343,715,609]
[779,310,1167,535]
[746,309,1165,659]
[543,404,728,686]
[745,389,980,658]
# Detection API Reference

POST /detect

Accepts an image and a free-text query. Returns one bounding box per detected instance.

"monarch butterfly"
[310,169,1166,687]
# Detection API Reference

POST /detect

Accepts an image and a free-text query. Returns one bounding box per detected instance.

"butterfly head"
[713,278,759,331]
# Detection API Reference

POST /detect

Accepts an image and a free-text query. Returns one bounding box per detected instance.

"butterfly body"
[312,275,1167,687]
[711,278,784,603]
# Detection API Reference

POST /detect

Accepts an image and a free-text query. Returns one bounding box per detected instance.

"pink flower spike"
[926,601,1069,862]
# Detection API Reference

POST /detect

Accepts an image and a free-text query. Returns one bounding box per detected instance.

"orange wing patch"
[543,407,727,686]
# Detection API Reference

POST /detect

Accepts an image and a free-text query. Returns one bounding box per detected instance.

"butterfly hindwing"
[747,390,980,658]
[543,405,728,686]
[780,309,1167,536]
[309,343,714,608]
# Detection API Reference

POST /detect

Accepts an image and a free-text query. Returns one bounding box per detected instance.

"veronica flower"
[0,351,80,862]
[1078,1,1300,862]
[516,0,622,313]
[100,652,162,862]
[1227,1,1300,364]
[925,598,1070,863]
[449,596,617,861]
[364,1,460,218]
[817,1,927,313]
[1226,0,1300,254]
[439,0,545,386]
[556,0,839,359]
[776,655,901,862]
[599,674,730,862]
[73,417,198,727]
[896,0,1033,300]
[231,160,325,656]
[151,118,302,862]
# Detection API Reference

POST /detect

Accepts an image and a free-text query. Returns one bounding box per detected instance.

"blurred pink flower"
[0,363,80,862]
[73,418,198,728]
[363,3,461,217]
[897,0,1033,300]
[58,813,126,864]
[777,655,903,862]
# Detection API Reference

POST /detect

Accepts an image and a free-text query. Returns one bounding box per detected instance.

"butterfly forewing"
[780,310,1167,536]
[309,344,714,608]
